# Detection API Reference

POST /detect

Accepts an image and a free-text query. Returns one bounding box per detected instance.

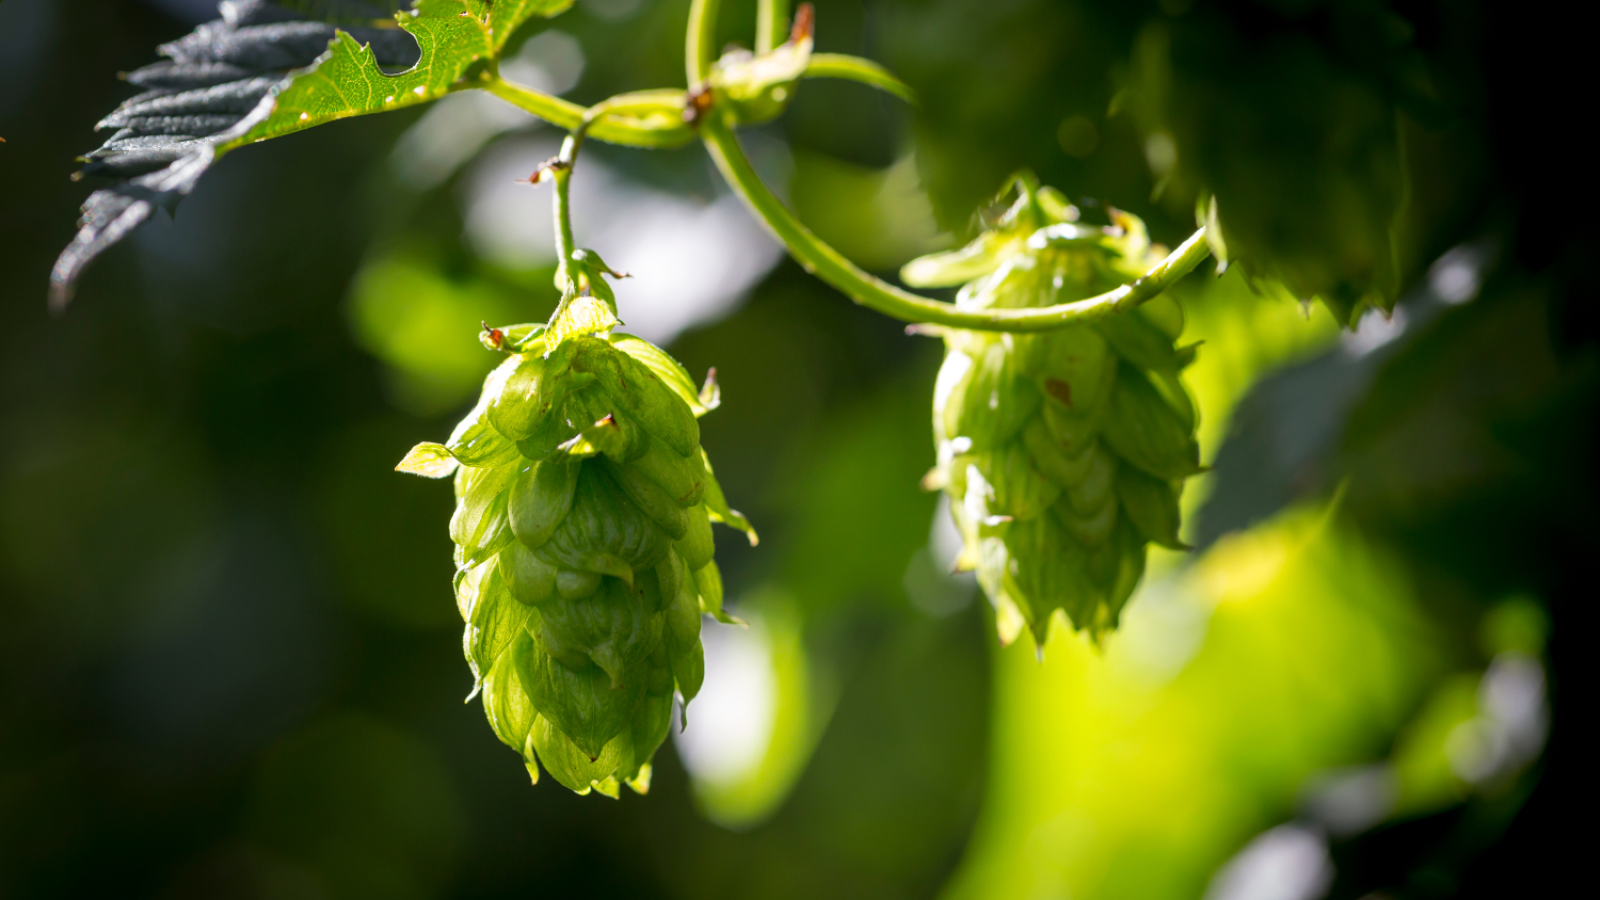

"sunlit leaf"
[53,0,574,306]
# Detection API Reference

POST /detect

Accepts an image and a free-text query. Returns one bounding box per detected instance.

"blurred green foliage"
[249,714,467,899]
[2,0,1590,898]
[949,509,1442,900]
[348,251,549,415]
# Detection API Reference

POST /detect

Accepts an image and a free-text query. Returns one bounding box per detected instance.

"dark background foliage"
[1,1,1591,898]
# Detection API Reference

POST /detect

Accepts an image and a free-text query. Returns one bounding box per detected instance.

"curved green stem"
[572,89,695,160]
[550,142,578,283]
[485,78,693,149]
[756,0,790,53]
[699,117,1212,332]
[687,0,721,85]
[484,77,584,128]
[803,53,917,105]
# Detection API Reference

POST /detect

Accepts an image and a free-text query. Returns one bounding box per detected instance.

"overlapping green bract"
[905,183,1200,645]
[400,323,753,796]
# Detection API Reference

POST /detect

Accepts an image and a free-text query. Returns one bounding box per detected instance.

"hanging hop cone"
[398,317,754,797]
[903,180,1201,646]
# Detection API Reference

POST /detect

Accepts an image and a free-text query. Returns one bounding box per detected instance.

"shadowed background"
[1,1,1591,898]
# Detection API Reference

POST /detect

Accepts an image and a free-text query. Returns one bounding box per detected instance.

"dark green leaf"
[53,0,574,306]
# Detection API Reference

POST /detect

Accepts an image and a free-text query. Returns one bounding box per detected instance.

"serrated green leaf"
[220,0,573,152]
[53,1,578,305]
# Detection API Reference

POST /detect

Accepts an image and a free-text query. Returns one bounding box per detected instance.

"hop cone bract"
[399,323,753,796]
[904,183,1201,645]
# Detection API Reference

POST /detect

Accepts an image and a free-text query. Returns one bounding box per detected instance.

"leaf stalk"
[697,116,1212,332]
[756,0,791,54]
[484,79,693,149]
[687,0,721,86]
[515,0,1213,334]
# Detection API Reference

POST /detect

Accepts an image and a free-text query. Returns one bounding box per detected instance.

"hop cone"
[903,182,1201,645]
[399,321,753,796]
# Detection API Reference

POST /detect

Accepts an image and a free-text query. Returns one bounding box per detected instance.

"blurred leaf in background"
[948,506,1447,900]
[247,714,468,899]
[348,250,549,415]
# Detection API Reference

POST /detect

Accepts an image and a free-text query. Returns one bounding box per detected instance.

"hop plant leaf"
[52,0,573,308]
[1123,10,1428,327]
[401,313,753,796]
[906,178,1200,646]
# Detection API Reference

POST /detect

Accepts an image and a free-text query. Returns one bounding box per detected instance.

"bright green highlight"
[222,0,571,152]
[946,509,1443,900]
[689,596,835,829]
[483,80,695,148]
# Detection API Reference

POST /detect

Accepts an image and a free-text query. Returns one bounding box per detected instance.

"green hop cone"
[399,319,754,797]
[904,178,1201,646]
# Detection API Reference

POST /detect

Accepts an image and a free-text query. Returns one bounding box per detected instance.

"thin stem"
[756,0,790,53]
[485,79,692,149]
[550,142,578,285]
[803,53,917,105]
[687,0,721,85]
[484,78,584,129]
[699,117,1213,332]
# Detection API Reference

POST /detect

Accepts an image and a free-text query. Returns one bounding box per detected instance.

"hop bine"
[398,309,754,797]
[904,179,1201,647]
